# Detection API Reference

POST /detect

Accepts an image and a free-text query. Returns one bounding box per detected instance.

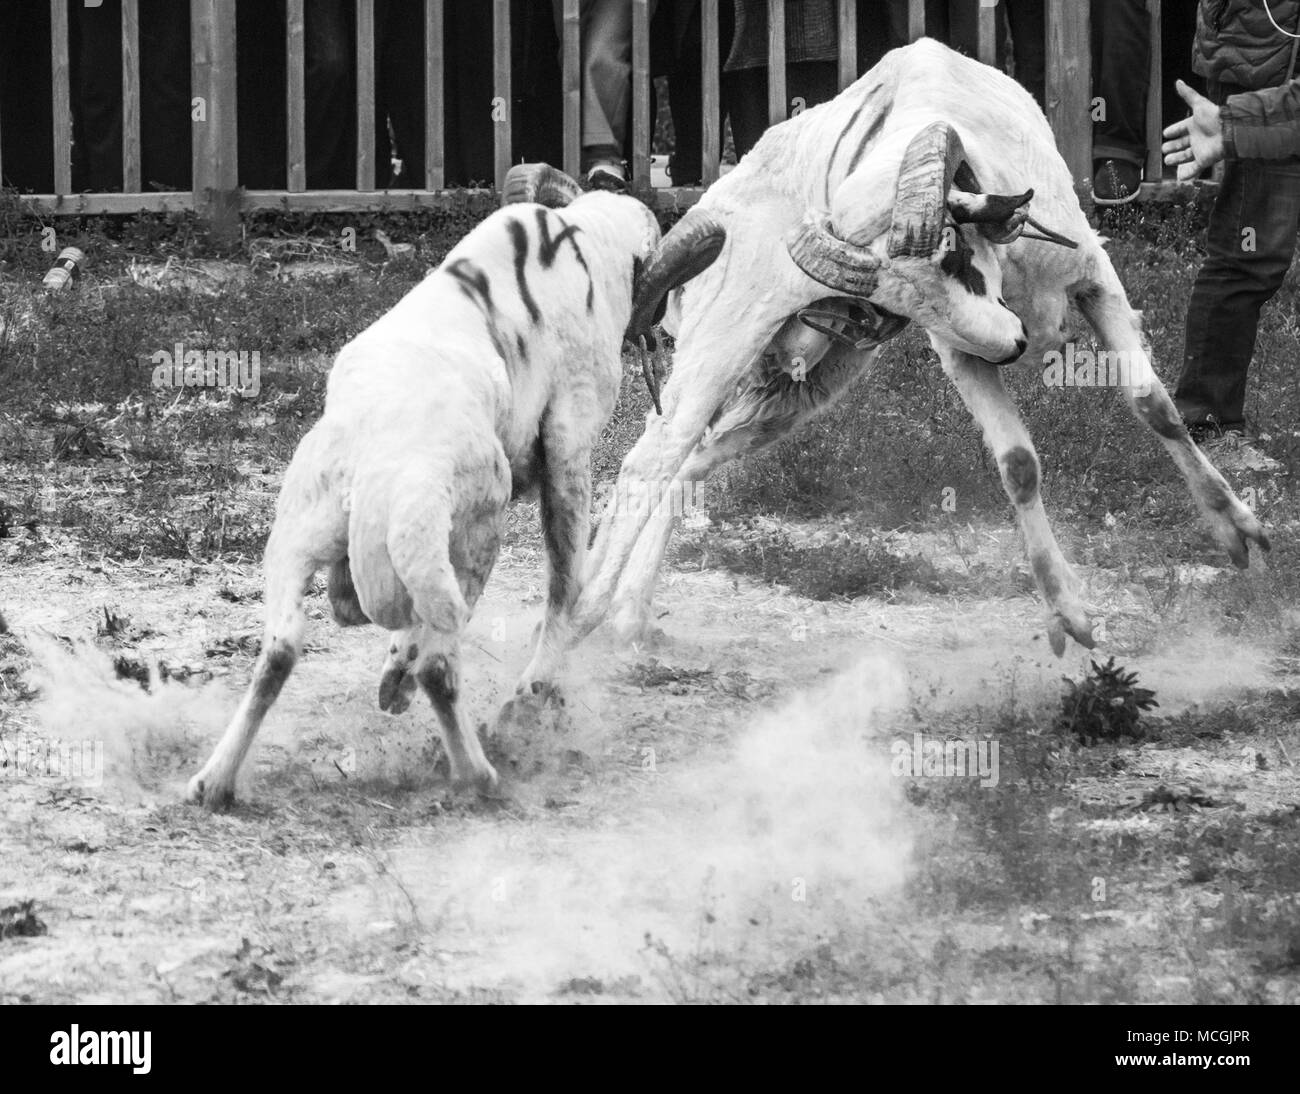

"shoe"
[1189,424,1281,473]
[1092,159,1142,205]
[585,161,627,192]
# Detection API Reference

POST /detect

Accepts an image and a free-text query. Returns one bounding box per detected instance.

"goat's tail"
[347,467,467,634]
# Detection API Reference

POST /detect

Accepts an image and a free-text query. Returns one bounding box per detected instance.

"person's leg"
[139,0,191,189]
[376,0,426,188]
[1176,152,1300,431]
[1091,0,1148,199]
[237,0,288,188]
[305,0,355,189]
[0,0,54,191]
[664,0,704,185]
[74,0,123,192]
[1003,0,1045,107]
[722,67,767,159]
[856,0,894,69]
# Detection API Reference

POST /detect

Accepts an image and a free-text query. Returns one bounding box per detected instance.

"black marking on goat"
[535,209,594,311]
[1001,446,1039,506]
[939,236,989,296]
[1138,395,1188,441]
[954,160,983,193]
[507,219,541,324]
[327,558,370,626]
[1030,552,1064,602]
[846,105,890,175]
[824,82,881,204]
[516,333,529,361]
[417,654,458,704]
[446,258,494,313]
[510,433,545,500]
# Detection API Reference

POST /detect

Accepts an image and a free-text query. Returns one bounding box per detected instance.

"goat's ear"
[947,188,1033,246]
[946,188,1033,225]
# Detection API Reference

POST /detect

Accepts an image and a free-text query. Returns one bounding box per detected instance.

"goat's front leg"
[936,343,1095,655]
[1074,276,1270,566]
[609,344,880,642]
[575,315,789,639]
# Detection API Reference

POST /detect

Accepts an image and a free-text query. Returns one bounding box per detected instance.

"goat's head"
[787,121,1074,365]
[503,163,727,412]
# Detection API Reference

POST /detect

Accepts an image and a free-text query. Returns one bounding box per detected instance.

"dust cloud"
[351,655,916,997]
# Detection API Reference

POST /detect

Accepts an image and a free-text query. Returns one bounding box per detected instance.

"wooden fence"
[9,0,1182,228]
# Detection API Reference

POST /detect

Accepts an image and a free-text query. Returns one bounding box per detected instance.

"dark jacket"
[1222,77,1300,155]
[725,0,838,71]
[1194,0,1300,89]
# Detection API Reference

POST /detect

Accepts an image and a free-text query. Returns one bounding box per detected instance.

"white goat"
[187,165,716,809]
[574,38,1269,652]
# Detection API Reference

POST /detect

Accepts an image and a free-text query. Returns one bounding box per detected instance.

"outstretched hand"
[1162,79,1226,180]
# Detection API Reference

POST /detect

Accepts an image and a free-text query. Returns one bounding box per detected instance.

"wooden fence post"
[190,0,239,241]
[1046,0,1092,200]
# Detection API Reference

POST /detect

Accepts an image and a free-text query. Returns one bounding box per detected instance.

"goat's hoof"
[494,685,565,737]
[185,771,236,812]
[451,762,500,796]
[1047,611,1095,657]
[611,601,654,646]
[378,665,417,713]
[1214,505,1271,569]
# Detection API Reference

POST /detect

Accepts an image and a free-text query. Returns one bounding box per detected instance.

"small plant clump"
[1054,656,1158,743]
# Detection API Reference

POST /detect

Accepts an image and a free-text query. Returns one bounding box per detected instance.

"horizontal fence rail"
[11,0,1199,221]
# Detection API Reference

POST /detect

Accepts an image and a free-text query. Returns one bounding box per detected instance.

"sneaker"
[585,161,627,192]
[1192,426,1281,473]
[1092,159,1142,205]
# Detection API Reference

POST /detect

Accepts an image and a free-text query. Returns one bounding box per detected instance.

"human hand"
[1162,79,1226,180]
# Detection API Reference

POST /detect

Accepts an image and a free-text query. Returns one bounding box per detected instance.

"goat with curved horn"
[575,40,1268,663]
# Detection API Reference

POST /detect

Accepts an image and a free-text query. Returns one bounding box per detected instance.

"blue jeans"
[1175,88,1300,430]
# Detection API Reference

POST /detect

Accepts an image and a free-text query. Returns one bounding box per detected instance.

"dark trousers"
[72,0,192,192]
[1091,0,1149,166]
[724,62,839,159]
[1175,85,1300,430]
[0,0,54,191]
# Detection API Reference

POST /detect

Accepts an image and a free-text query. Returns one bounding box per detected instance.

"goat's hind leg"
[187,526,325,809]
[1074,277,1270,566]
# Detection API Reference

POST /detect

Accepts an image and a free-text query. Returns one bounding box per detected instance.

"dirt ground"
[3,502,1298,1004]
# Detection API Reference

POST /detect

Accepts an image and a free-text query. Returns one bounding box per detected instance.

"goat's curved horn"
[887,121,967,259]
[786,213,882,296]
[502,163,583,208]
[626,208,727,337]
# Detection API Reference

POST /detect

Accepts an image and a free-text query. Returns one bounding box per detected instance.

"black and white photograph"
[1,0,1298,1030]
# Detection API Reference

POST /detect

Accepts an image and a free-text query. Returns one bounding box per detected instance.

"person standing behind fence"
[725,0,841,158]
[1166,0,1300,472]
[553,0,660,189]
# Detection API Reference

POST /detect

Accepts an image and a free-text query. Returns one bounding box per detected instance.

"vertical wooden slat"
[425,0,444,189]
[767,0,786,126]
[1144,0,1163,184]
[561,0,581,178]
[286,0,306,192]
[493,0,512,191]
[632,0,651,191]
[1046,0,1092,196]
[701,0,720,184]
[908,0,926,41]
[977,1,997,66]
[356,0,376,189]
[122,0,141,191]
[837,0,857,90]
[190,0,239,239]
[50,0,72,195]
